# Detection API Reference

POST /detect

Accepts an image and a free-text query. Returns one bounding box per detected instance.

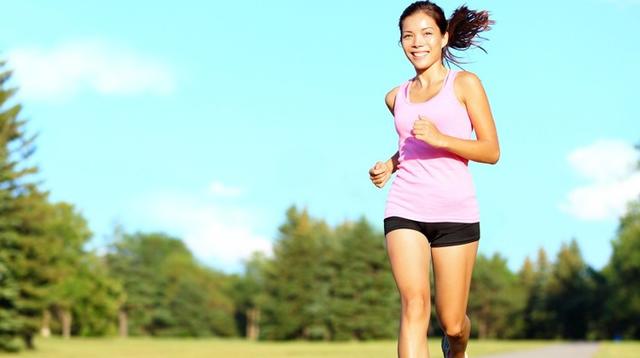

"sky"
[1,0,639,274]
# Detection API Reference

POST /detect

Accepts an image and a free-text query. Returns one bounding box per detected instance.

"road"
[477,342,600,358]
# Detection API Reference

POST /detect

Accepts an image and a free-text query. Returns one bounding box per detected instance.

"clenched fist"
[412,115,446,148]
[369,161,392,188]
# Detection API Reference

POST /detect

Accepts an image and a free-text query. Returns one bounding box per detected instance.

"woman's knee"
[440,317,466,338]
[401,293,431,319]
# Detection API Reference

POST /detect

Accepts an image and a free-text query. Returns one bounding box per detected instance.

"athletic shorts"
[383,216,480,247]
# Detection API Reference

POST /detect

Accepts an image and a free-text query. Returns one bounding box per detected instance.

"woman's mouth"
[412,51,429,59]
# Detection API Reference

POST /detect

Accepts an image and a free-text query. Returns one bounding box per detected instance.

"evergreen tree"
[0,61,52,350]
[546,239,592,339]
[330,217,398,340]
[0,257,20,352]
[604,199,640,338]
[524,247,554,338]
[260,206,332,340]
[468,253,523,338]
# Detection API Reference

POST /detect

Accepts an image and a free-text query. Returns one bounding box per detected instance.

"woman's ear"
[441,31,449,49]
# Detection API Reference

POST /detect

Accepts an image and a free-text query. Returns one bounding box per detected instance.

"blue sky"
[1,0,638,274]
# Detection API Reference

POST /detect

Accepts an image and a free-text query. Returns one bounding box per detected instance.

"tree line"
[1,61,639,352]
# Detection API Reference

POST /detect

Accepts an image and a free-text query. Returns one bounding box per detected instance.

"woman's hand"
[412,116,446,148]
[369,161,392,188]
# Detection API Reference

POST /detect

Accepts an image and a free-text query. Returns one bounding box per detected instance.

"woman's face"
[400,12,448,70]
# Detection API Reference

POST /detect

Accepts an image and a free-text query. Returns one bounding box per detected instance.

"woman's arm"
[384,87,401,173]
[439,71,500,164]
[385,151,400,173]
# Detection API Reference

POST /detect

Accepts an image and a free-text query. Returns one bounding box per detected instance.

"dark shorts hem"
[383,216,480,247]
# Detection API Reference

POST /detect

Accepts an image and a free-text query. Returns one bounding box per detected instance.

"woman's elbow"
[489,148,500,164]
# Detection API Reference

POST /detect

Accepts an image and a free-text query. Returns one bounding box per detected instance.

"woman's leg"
[386,229,432,358]
[431,240,479,358]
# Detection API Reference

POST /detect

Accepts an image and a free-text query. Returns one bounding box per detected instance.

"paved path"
[477,342,600,358]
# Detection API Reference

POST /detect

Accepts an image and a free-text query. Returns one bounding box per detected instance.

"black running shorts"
[383,216,480,247]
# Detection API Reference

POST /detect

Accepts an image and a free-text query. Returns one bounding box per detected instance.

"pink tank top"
[384,69,480,223]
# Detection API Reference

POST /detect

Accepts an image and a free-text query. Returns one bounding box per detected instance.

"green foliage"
[604,200,640,338]
[546,239,594,339]
[260,206,333,340]
[469,253,524,339]
[0,61,51,350]
[329,217,398,340]
[0,258,20,352]
[258,207,400,341]
[106,231,235,337]
[42,202,123,337]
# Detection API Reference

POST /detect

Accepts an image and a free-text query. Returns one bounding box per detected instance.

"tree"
[0,257,20,352]
[0,61,53,350]
[44,202,94,338]
[232,251,271,340]
[468,253,524,338]
[522,248,555,338]
[546,239,593,339]
[260,206,333,340]
[106,231,235,337]
[604,199,640,338]
[329,217,398,340]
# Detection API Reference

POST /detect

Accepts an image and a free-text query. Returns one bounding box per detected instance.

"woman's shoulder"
[453,70,485,102]
[384,83,405,114]
[453,70,483,89]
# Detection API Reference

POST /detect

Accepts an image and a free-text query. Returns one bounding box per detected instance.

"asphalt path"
[477,342,600,358]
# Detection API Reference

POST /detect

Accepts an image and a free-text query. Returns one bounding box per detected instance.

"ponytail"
[444,5,494,67]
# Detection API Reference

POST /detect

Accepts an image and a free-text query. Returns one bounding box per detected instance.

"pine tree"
[604,199,640,338]
[468,253,522,338]
[0,60,52,350]
[546,239,592,339]
[330,217,398,340]
[260,206,332,340]
[0,256,20,352]
[524,247,554,338]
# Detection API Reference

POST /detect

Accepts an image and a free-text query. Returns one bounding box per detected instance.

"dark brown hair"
[398,1,494,68]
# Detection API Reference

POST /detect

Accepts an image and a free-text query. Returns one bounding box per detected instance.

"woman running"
[368,2,499,358]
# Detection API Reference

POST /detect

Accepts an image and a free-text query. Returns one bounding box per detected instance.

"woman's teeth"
[413,52,429,58]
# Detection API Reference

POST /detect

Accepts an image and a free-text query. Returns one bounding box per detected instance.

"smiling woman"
[367,1,499,358]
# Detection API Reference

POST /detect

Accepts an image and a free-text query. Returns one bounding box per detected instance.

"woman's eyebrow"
[403,27,435,33]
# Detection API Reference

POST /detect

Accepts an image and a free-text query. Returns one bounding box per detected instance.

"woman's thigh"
[385,228,432,298]
[431,240,479,324]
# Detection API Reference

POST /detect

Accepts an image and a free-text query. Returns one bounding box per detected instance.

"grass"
[594,341,640,358]
[0,337,555,358]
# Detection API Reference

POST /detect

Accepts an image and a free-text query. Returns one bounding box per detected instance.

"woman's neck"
[413,62,448,88]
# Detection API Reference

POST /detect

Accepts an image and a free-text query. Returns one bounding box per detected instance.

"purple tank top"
[384,69,480,223]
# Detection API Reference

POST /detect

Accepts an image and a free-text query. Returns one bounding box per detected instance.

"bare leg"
[386,229,432,358]
[431,241,479,358]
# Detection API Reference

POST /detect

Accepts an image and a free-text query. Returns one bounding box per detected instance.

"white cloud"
[208,181,245,197]
[567,139,638,182]
[7,40,175,101]
[129,186,272,272]
[560,139,640,220]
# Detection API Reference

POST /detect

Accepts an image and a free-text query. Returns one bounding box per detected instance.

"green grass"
[594,341,640,358]
[0,337,554,358]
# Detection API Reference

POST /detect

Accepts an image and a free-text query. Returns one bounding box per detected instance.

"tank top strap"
[393,79,411,110]
[401,78,412,101]
[443,68,458,92]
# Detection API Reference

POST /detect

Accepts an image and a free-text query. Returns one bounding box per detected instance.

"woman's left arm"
[438,71,500,164]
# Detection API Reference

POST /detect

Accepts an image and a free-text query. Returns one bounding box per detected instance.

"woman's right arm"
[385,87,400,174]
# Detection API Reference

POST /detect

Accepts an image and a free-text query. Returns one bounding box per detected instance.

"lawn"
[0,337,553,357]
[594,341,640,358]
